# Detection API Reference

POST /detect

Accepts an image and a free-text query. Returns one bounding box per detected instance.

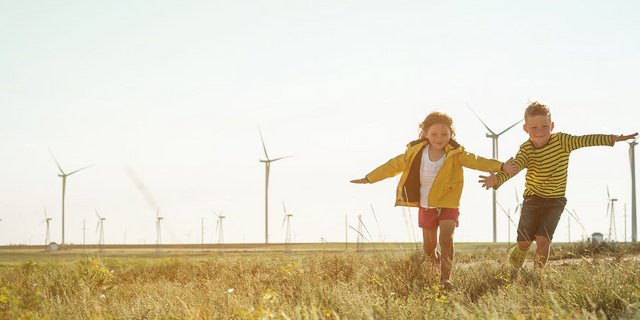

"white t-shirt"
[420,145,444,208]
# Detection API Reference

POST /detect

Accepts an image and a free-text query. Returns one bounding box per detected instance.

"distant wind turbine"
[466,103,522,242]
[282,202,293,250]
[156,208,163,248]
[95,209,106,247]
[606,185,618,241]
[213,210,225,245]
[125,167,163,249]
[41,207,52,245]
[49,150,92,245]
[258,127,292,244]
[628,139,637,242]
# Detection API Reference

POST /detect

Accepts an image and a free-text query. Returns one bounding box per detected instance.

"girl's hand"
[501,157,518,175]
[612,132,638,142]
[350,178,369,184]
[479,170,497,189]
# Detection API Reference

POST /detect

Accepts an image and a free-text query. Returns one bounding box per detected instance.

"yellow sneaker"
[508,244,528,268]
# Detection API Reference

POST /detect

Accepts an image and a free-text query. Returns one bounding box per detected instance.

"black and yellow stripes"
[496,133,613,198]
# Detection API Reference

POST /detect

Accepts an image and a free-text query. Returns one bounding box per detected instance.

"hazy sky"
[1,1,639,246]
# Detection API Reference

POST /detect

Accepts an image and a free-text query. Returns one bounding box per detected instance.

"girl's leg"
[422,227,439,263]
[438,220,456,282]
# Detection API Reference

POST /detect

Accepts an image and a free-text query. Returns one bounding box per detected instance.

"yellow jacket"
[365,138,504,208]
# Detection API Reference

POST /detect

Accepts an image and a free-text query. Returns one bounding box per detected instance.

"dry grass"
[1,243,639,319]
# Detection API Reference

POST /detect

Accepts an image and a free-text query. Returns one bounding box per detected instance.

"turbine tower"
[258,128,292,244]
[41,207,52,245]
[467,104,522,242]
[95,210,106,247]
[49,150,92,245]
[155,208,163,247]
[629,139,637,242]
[282,202,293,249]
[213,210,225,245]
[606,186,618,241]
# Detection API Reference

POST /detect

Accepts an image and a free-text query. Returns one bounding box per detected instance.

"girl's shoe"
[508,244,528,268]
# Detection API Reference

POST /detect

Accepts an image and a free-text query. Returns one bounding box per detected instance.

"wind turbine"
[258,127,292,244]
[49,150,92,245]
[467,104,523,242]
[41,207,52,245]
[156,208,163,248]
[628,139,637,242]
[606,186,618,241]
[213,210,225,245]
[282,202,293,249]
[95,210,106,247]
[125,168,162,249]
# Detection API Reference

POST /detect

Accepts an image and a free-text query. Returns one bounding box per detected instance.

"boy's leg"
[438,220,456,283]
[534,235,551,267]
[510,197,542,268]
[532,197,566,268]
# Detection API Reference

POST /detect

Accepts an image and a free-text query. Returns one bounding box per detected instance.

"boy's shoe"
[508,244,528,269]
[440,280,455,291]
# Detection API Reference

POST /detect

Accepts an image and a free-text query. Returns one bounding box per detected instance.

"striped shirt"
[495,132,613,198]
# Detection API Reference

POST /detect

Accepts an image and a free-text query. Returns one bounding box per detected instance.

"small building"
[47,242,59,252]
[591,232,604,244]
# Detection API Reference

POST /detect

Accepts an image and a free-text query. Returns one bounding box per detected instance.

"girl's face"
[425,123,452,150]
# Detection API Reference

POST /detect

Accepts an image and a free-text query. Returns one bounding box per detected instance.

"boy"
[479,101,637,268]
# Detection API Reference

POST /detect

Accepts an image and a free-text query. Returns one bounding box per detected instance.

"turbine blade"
[607,185,610,198]
[48,149,65,174]
[606,202,610,217]
[96,222,100,232]
[67,165,93,176]
[281,216,286,228]
[258,126,270,160]
[95,210,101,219]
[270,155,293,162]
[497,119,524,136]
[466,103,496,135]
[282,201,287,214]
[125,167,160,211]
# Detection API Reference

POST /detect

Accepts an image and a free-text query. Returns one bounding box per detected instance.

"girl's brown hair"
[419,111,455,139]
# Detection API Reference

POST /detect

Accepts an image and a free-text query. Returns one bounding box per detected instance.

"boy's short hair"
[525,101,551,121]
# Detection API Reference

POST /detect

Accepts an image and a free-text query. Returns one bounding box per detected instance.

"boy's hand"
[612,132,638,142]
[501,157,518,175]
[350,178,369,184]
[479,170,497,189]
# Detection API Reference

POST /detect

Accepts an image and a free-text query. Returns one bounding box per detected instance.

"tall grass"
[1,244,639,319]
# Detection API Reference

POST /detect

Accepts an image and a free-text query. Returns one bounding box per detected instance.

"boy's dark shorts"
[516,195,567,242]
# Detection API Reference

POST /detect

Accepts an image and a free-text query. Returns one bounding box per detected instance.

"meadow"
[1,242,639,319]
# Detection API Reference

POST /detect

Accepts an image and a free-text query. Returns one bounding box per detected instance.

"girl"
[351,111,514,289]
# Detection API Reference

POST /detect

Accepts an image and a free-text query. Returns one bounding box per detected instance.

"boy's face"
[523,114,553,148]
[426,123,452,151]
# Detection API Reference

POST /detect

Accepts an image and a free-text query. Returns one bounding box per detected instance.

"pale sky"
[1,1,639,246]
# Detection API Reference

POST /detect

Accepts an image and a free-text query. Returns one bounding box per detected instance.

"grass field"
[1,241,639,319]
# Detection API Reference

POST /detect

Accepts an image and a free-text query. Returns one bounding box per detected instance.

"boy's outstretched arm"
[478,170,497,189]
[611,132,638,142]
[501,157,518,175]
[350,178,370,184]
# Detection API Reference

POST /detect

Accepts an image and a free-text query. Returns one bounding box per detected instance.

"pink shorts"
[418,207,460,229]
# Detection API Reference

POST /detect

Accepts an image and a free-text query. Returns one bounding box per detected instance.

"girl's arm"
[351,153,406,184]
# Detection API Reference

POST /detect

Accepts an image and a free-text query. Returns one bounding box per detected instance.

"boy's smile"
[524,115,554,148]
